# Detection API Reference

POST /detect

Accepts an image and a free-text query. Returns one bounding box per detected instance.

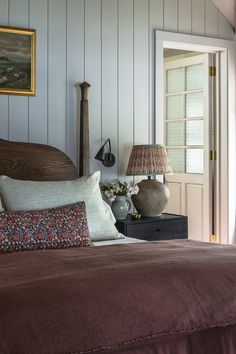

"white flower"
[101,179,139,200]
[104,190,116,202]
[127,184,139,197]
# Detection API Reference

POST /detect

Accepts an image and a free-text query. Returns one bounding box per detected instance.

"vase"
[111,195,131,221]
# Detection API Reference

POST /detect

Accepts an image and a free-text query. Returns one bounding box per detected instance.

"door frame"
[155,30,235,244]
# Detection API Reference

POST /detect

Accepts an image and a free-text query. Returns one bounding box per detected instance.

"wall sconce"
[95,138,116,167]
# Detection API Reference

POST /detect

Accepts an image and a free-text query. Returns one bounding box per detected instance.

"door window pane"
[166,121,184,146]
[186,92,204,118]
[166,68,183,93]
[186,149,204,173]
[166,95,183,119]
[186,120,204,145]
[186,64,204,91]
[167,149,184,173]
[165,57,205,176]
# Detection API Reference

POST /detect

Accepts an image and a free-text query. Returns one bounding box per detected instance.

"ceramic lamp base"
[131,179,170,217]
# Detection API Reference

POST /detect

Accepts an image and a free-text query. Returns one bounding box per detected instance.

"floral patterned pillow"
[0,202,92,254]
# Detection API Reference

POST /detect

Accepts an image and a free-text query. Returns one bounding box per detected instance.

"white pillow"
[102,200,116,224]
[0,171,124,241]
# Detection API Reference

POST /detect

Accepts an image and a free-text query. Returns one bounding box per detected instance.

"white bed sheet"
[94,237,146,246]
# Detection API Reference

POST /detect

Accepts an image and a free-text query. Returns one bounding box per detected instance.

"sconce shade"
[95,138,116,167]
[126,144,172,217]
[126,144,172,176]
[95,145,106,162]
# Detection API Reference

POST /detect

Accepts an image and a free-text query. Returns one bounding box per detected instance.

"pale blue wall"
[0,0,233,180]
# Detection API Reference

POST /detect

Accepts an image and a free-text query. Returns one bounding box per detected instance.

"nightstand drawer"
[115,213,188,241]
[126,220,187,241]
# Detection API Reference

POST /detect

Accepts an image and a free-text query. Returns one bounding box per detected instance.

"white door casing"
[155,30,236,244]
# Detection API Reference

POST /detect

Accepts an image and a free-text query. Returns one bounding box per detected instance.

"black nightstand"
[115,213,188,241]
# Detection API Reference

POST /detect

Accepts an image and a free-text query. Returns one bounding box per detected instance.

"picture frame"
[0,25,36,96]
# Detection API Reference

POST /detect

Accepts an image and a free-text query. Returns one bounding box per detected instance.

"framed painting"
[0,25,36,96]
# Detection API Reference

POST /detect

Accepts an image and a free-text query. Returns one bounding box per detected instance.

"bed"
[0,138,236,354]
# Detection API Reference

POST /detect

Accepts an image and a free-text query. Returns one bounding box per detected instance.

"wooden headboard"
[0,139,79,181]
[0,82,91,181]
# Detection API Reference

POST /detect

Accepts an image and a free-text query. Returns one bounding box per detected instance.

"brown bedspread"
[1,240,236,354]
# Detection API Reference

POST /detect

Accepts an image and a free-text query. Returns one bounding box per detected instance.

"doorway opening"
[155,30,236,244]
[164,50,211,242]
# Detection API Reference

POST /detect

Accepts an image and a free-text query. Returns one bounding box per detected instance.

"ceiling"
[211,0,235,29]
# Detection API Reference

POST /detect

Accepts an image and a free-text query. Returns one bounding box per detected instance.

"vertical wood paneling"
[0,0,9,139]
[85,0,102,174]
[150,0,164,144]
[164,0,178,32]
[67,0,84,164]
[2,0,234,180]
[101,0,118,180]
[178,0,191,34]
[48,0,67,151]
[9,0,29,142]
[192,0,205,35]
[205,0,218,37]
[218,12,234,40]
[134,0,149,145]
[28,0,48,144]
[150,0,164,30]
[118,0,133,177]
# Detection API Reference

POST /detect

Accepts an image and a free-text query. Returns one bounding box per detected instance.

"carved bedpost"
[78,82,91,177]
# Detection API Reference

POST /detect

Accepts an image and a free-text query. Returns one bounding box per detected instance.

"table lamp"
[126,144,172,217]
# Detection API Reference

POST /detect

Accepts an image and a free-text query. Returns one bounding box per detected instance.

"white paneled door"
[164,54,213,242]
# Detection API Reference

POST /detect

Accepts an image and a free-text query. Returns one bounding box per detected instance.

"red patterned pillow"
[0,202,92,254]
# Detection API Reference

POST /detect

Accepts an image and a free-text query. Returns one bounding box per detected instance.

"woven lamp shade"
[126,144,172,176]
[126,144,172,217]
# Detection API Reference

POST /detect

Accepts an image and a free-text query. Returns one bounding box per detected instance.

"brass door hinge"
[209,234,217,243]
[210,150,216,161]
[209,66,216,76]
